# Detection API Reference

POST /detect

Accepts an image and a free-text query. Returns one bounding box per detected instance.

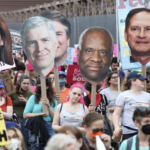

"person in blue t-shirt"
[23,77,57,137]
[120,107,150,150]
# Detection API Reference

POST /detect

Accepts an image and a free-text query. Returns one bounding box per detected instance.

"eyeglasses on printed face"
[92,128,106,134]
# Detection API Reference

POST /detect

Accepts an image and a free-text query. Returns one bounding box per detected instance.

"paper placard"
[0,73,16,95]
[0,108,9,146]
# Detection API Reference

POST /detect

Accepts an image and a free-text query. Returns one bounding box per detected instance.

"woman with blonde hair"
[3,127,26,150]
[113,71,150,141]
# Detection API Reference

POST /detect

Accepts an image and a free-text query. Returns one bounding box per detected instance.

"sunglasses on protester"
[49,77,54,80]
[92,128,106,134]
[147,80,150,83]
[111,76,118,79]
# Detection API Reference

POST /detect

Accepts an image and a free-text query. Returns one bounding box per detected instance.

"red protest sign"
[66,65,85,84]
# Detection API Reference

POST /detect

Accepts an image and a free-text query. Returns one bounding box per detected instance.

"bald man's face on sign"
[77,30,113,85]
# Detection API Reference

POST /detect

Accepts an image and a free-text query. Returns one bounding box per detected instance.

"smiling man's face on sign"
[21,16,57,77]
[77,27,113,85]
[125,9,150,65]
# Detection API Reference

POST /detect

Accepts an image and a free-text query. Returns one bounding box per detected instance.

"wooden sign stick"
[54,67,61,104]
[142,65,146,92]
[41,77,47,113]
[91,85,96,106]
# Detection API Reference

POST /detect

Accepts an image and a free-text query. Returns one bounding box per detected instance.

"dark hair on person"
[0,17,13,65]
[40,10,71,39]
[125,8,150,31]
[105,71,118,87]
[121,77,137,91]
[16,62,26,72]
[16,75,30,93]
[83,112,104,127]
[14,70,24,86]
[133,107,150,123]
[35,77,55,107]
[58,126,89,150]
[111,57,117,65]
[84,82,101,93]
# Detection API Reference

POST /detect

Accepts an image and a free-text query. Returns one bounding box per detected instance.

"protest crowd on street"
[1,0,150,150]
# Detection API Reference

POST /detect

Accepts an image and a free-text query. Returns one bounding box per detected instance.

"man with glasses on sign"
[113,71,150,142]
[120,107,150,150]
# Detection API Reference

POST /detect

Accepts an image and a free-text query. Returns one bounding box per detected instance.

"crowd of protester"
[1,56,150,150]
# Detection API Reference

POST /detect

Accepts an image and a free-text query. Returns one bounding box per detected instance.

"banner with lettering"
[117,0,150,70]
[9,29,22,54]
[0,108,9,146]
[66,65,85,84]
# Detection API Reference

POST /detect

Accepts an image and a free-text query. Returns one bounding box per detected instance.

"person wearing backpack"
[52,83,89,133]
[0,79,15,128]
[120,107,150,150]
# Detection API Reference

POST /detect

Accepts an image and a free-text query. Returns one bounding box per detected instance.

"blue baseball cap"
[127,71,147,80]
[0,79,4,88]
[59,71,66,77]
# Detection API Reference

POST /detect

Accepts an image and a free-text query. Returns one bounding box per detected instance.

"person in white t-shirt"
[100,71,119,113]
[112,71,150,141]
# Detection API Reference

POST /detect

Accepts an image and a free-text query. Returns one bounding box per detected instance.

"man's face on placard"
[23,25,57,76]
[77,30,113,85]
[125,11,150,65]
[52,21,70,67]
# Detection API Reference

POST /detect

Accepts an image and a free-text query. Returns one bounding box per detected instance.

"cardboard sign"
[77,27,113,86]
[9,29,22,54]
[0,108,9,146]
[63,47,76,65]
[0,73,16,95]
[0,17,14,67]
[21,16,57,77]
[0,62,16,71]
[66,65,85,84]
[27,60,61,72]
[117,0,150,70]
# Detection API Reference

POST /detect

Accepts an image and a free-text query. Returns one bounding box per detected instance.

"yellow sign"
[0,108,9,146]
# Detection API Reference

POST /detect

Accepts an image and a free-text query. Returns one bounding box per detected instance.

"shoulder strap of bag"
[83,104,85,110]
[60,103,63,113]
[6,96,7,106]
[127,136,133,150]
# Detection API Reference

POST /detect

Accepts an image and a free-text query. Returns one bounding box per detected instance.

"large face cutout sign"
[124,8,150,65]
[20,16,57,77]
[0,17,13,66]
[77,27,113,86]
[40,11,71,68]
